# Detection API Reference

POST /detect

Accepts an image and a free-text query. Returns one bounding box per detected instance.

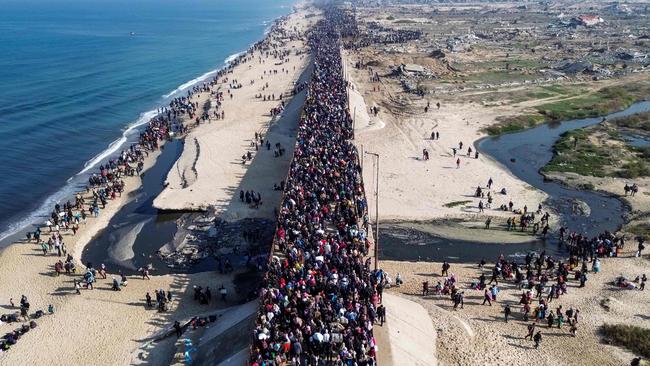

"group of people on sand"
[0,295,56,352]
[623,183,639,196]
[250,8,383,366]
[415,221,648,353]
[145,288,173,312]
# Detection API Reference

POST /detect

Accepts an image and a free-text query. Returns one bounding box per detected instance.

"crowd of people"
[250,7,382,366]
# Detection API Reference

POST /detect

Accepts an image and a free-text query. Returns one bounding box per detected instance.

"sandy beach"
[345,55,548,223]
[0,5,315,365]
[380,246,650,366]
[153,13,313,219]
[339,2,650,366]
[1,1,649,365]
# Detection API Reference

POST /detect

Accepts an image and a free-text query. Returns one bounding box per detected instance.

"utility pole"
[353,106,357,135]
[364,151,380,270]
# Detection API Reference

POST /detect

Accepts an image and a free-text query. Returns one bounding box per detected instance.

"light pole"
[364,151,380,270]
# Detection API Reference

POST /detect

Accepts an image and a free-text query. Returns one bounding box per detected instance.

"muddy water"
[380,223,564,263]
[479,101,650,236]
[81,140,194,274]
[381,101,650,262]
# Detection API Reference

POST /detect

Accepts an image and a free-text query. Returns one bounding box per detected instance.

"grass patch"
[627,223,650,237]
[610,111,650,132]
[577,182,595,190]
[543,124,650,178]
[394,19,417,24]
[543,128,612,177]
[601,324,650,358]
[443,200,472,208]
[462,70,536,84]
[618,160,650,178]
[486,82,650,136]
[486,114,545,135]
[537,83,650,122]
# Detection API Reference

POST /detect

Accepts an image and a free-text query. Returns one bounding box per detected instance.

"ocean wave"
[161,51,245,100]
[224,51,245,65]
[0,46,257,245]
[0,109,159,243]
[77,109,158,175]
[0,180,80,243]
[162,69,220,99]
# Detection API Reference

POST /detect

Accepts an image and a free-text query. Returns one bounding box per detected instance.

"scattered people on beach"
[623,183,639,196]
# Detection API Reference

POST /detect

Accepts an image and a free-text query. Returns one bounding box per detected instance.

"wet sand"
[0,6,315,366]
[342,33,650,366]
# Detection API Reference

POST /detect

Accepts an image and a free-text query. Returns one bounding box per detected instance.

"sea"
[0,0,295,243]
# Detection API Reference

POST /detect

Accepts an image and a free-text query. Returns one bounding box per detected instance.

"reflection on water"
[383,102,650,263]
[380,224,562,263]
[81,140,196,275]
[478,102,650,236]
[624,133,650,148]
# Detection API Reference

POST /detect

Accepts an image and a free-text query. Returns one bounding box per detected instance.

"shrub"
[601,324,650,358]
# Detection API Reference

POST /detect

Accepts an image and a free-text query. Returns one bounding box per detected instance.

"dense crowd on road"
[250,7,382,366]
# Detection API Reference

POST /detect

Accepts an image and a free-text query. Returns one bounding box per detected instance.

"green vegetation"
[386,15,395,20]
[486,82,650,136]
[461,70,536,84]
[610,111,650,132]
[485,114,545,135]
[543,129,612,177]
[601,324,650,358]
[443,200,472,208]
[627,223,650,237]
[394,19,417,24]
[619,160,650,178]
[577,182,595,190]
[537,83,650,122]
[543,125,650,178]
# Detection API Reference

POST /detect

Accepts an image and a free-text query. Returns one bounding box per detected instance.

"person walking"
[174,321,183,338]
[377,304,386,326]
[524,323,536,340]
[442,261,450,277]
[640,274,646,291]
[533,331,542,349]
[482,289,492,306]
[453,291,464,310]
[504,304,511,323]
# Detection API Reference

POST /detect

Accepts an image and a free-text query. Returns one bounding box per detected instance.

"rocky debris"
[429,49,446,59]
[446,33,480,53]
[553,59,593,74]
[157,213,275,270]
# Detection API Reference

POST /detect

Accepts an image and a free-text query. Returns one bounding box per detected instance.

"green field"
[486,82,650,136]
[543,124,650,178]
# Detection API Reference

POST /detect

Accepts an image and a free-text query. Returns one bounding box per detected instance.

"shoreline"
[0,13,295,247]
[0,5,315,365]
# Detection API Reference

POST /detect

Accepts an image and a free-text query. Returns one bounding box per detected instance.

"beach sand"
[344,50,548,223]
[153,10,315,221]
[374,293,438,366]
[0,6,315,366]
[341,35,649,366]
[379,247,649,366]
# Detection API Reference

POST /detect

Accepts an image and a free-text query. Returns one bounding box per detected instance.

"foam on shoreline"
[0,42,264,244]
